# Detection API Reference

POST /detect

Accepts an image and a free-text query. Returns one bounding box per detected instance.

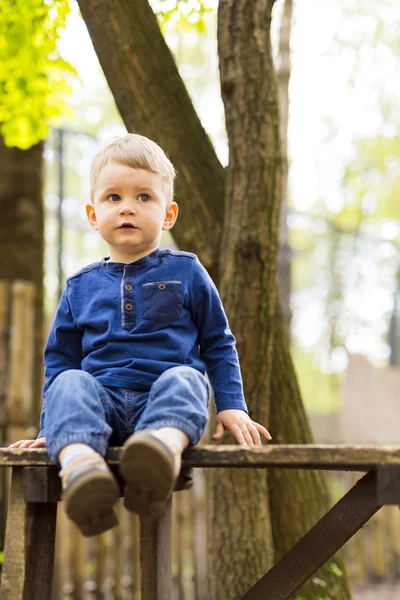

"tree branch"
[76,0,224,272]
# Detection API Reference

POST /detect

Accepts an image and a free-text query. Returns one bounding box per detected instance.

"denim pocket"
[142,281,184,323]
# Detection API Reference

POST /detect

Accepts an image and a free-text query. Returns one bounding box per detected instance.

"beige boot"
[120,430,178,518]
[61,454,120,536]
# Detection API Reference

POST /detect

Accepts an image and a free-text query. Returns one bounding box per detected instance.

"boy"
[10,134,271,536]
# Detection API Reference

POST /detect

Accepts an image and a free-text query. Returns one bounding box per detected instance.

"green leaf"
[328,562,343,577]
[0,0,76,148]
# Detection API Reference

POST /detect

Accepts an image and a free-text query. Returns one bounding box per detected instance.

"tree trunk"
[0,138,44,427]
[277,0,293,331]
[76,0,352,597]
[207,2,282,596]
[269,305,351,598]
[77,0,224,277]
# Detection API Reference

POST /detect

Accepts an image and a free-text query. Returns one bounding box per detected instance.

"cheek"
[95,208,111,225]
[98,218,112,232]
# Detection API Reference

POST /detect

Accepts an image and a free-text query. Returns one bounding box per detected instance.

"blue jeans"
[43,366,211,464]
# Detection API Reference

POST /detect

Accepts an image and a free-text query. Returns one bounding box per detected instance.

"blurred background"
[1,0,400,597]
[44,0,400,425]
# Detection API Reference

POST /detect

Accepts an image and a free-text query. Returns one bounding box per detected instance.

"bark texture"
[0,138,44,424]
[207,2,281,597]
[272,4,350,596]
[76,0,352,597]
[269,306,351,599]
[77,0,224,276]
[277,0,293,331]
[218,0,282,420]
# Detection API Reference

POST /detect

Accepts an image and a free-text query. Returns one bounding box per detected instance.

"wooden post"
[140,498,172,600]
[7,281,36,443]
[0,280,9,422]
[0,281,10,545]
[377,465,400,504]
[0,467,57,600]
[193,470,207,600]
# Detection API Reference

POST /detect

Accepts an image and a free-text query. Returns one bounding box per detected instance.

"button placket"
[121,267,135,329]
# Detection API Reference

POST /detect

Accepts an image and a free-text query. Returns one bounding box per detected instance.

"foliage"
[287,0,400,403]
[294,562,343,600]
[0,0,76,148]
[291,344,341,413]
[339,135,400,227]
[0,0,215,149]
[331,1,400,230]
[150,0,215,34]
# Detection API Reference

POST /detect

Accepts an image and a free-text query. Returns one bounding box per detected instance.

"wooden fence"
[51,472,207,600]
[1,280,400,597]
[48,472,400,599]
[332,472,400,585]
[0,281,38,548]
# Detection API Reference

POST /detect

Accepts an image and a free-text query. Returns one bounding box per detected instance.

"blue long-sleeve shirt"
[40,248,247,433]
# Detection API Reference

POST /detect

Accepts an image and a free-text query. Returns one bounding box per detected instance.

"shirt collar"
[101,248,161,270]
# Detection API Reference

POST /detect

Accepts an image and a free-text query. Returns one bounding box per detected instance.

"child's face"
[86,161,178,263]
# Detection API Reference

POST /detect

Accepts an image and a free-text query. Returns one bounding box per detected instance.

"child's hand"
[8,437,46,449]
[212,409,272,446]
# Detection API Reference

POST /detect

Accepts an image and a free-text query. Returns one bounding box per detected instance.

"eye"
[138,193,150,202]
[108,193,121,202]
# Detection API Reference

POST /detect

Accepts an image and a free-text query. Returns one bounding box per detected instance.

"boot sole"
[120,432,176,518]
[63,471,120,537]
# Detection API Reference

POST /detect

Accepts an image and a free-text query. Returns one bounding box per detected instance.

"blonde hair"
[90,134,176,204]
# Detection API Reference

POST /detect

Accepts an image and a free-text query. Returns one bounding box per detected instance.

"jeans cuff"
[136,417,203,446]
[47,432,109,465]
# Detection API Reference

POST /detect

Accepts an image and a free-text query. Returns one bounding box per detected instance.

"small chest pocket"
[142,281,184,323]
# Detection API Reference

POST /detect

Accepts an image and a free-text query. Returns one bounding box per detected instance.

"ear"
[86,203,98,231]
[162,202,179,231]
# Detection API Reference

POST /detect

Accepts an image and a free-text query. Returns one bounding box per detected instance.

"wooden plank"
[240,471,382,600]
[23,466,61,503]
[377,465,400,504]
[0,280,10,427]
[193,470,207,600]
[0,467,57,600]
[0,280,10,571]
[7,281,36,443]
[180,445,400,470]
[140,498,172,600]
[4,445,400,470]
[0,448,54,466]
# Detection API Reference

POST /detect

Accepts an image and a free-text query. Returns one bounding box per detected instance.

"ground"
[353,582,400,599]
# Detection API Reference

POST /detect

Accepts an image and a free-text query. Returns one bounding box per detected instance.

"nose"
[118,199,136,215]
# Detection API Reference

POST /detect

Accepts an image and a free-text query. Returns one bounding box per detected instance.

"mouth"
[119,223,138,230]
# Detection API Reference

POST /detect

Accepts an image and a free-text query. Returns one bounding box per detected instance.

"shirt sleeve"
[188,257,248,414]
[38,286,83,437]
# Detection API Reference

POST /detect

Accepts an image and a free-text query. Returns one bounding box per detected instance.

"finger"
[28,439,46,448]
[30,437,46,445]
[248,423,262,446]
[19,440,37,449]
[230,424,247,446]
[212,421,224,440]
[241,427,254,447]
[254,422,272,441]
[8,440,25,448]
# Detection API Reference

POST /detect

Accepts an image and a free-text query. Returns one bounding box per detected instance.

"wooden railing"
[1,444,400,600]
